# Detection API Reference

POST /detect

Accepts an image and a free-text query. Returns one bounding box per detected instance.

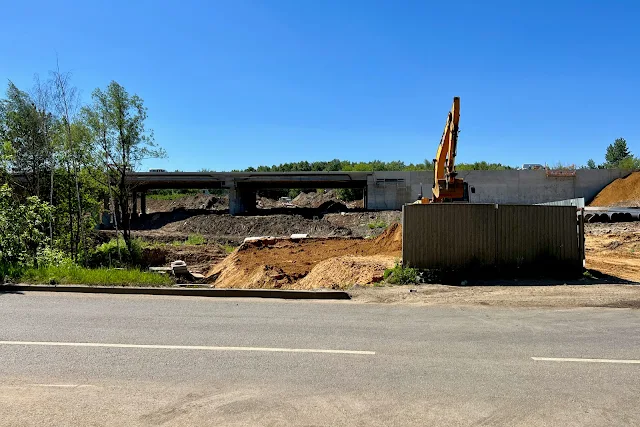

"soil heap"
[206,223,402,289]
[590,172,640,207]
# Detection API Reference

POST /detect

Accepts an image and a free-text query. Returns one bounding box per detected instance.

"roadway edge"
[0,284,351,300]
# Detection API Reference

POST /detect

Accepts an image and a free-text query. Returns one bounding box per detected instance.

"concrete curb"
[0,284,351,300]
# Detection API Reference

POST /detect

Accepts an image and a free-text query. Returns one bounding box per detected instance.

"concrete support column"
[363,186,368,210]
[140,192,147,217]
[229,186,257,216]
[132,191,138,217]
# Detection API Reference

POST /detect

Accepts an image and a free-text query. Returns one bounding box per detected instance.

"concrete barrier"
[0,285,351,300]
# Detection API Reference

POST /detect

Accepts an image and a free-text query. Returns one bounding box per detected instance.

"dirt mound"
[146,194,228,213]
[324,211,402,237]
[590,172,640,207]
[206,224,403,289]
[296,255,395,289]
[293,190,338,208]
[373,222,402,252]
[162,214,352,238]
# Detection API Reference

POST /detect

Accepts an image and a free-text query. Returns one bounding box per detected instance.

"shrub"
[37,247,72,267]
[384,263,419,284]
[223,244,236,254]
[88,237,143,268]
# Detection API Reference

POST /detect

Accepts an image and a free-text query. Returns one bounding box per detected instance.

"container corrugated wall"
[402,204,497,269]
[402,204,582,270]
[496,205,580,269]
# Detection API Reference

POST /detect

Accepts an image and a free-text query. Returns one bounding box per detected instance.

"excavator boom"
[418,97,465,203]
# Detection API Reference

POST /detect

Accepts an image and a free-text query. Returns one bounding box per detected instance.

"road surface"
[0,292,639,426]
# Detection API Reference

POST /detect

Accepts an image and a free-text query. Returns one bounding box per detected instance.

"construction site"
[117,98,640,294]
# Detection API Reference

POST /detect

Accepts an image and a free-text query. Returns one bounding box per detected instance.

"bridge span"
[126,171,371,215]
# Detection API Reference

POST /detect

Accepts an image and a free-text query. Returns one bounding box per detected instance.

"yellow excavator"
[416,96,469,204]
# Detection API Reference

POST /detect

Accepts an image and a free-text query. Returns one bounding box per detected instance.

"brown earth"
[292,190,363,209]
[590,172,640,207]
[146,194,228,213]
[142,244,227,275]
[161,214,353,239]
[206,223,402,289]
[584,222,640,282]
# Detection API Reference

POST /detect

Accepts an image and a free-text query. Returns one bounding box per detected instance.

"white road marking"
[0,340,375,355]
[532,357,640,364]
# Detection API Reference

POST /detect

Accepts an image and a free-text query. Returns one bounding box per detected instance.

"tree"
[83,81,165,252]
[605,138,632,168]
[0,184,51,270]
[586,159,597,169]
[0,82,51,197]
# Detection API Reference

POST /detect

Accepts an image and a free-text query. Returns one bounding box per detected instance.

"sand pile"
[590,172,640,207]
[296,255,395,289]
[206,223,402,289]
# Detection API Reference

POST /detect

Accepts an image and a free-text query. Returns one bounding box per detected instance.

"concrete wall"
[367,169,629,210]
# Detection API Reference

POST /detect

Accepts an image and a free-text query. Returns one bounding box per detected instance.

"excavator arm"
[419,97,465,203]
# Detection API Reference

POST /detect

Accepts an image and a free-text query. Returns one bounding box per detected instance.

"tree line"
[0,67,163,273]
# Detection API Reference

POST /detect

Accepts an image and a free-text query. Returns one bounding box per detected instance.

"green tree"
[586,159,597,169]
[0,82,51,197]
[83,81,165,252]
[0,184,52,270]
[605,138,632,168]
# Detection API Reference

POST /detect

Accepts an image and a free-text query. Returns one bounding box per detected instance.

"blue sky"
[1,0,638,171]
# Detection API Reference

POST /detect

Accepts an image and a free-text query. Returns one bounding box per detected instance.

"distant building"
[521,164,544,170]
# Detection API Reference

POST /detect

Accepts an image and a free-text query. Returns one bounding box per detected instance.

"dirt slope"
[162,214,353,238]
[206,224,402,289]
[585,222,640,282]
[146,194,228,213]
[590,172,640,207]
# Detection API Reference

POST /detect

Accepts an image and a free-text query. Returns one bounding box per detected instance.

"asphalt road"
[1,292,639,426]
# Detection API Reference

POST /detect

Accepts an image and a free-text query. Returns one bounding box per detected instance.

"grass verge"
[19,265,174,287]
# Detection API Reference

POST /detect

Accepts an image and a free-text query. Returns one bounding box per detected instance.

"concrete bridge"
[126,169,631,215]
[126,171,370,215]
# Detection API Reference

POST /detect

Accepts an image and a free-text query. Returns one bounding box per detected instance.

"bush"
[0,184,52,267]
[384,263,419,284]
[88,237,143,268]
[37,247,72,267]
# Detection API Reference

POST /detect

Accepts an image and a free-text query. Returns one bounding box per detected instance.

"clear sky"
[1,0,638,171]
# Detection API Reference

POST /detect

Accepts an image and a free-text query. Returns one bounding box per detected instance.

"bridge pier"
[140,192,147,217]
[132,191,138,216]
[229,186,257,216]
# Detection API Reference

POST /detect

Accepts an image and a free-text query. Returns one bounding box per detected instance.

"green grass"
[222,244,236,254]
[367,220,387,229]
[172,234,207,246]
[19,265,174,287]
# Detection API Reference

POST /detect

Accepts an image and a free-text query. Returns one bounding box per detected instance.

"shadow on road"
[0,286,24,296]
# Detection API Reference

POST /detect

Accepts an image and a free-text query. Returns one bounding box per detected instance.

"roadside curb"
[0,284,351,300]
